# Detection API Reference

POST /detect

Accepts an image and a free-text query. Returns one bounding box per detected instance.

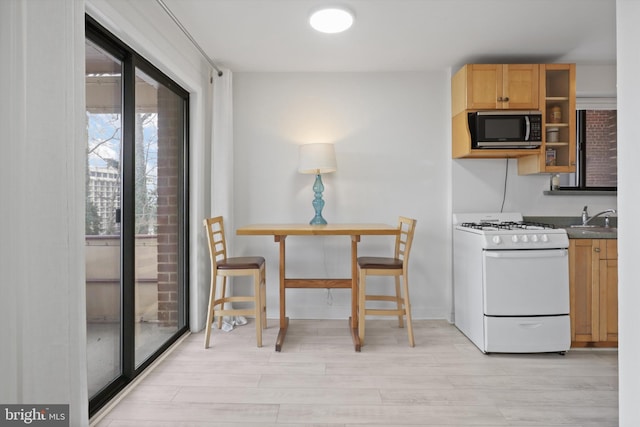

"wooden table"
[236,223,399,351]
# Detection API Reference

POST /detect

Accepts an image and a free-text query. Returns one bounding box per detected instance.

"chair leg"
[217,277,227,329]
[260,266,267,329]
[253,270,263,347]
[394,275,404,328]
[402,273,415,347]
[204,274,217,349]
[358,267,366,345]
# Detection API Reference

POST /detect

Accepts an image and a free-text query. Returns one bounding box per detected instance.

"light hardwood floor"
[93,319,618,426]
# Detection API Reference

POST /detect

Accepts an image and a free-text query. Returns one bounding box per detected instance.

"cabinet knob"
[503,97,509,102]
[497,97,504,102]
[594,247,601,253]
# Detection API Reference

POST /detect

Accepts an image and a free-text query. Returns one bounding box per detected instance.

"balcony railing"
[85,235,159,323]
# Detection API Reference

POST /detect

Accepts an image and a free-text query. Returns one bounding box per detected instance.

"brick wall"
[585,110,617,187]
[156,86,181,326]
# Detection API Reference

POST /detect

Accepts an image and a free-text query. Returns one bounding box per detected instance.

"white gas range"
[453,213,570,354]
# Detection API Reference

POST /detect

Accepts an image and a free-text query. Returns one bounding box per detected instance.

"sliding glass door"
[85,16,189,415]
[132,67,187,367]
[85,36,123,399]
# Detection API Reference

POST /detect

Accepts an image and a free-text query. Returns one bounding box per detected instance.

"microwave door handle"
[524,116,531,141]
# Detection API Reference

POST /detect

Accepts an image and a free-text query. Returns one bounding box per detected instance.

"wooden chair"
[203,216,266,348]
[357,216,417,347]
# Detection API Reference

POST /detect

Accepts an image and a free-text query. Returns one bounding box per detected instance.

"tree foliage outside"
[86,112,158,236]
[85,196,101,235]
[135,112,158,235]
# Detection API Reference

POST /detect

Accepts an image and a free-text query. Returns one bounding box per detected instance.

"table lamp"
[298,143,337,225]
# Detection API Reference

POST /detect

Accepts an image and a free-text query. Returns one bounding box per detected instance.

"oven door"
[482,249,569,316]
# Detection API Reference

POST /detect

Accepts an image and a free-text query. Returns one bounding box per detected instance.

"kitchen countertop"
[524,216,617,239]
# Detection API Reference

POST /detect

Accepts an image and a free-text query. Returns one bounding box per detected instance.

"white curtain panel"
[198,70,236,330]
[0,0,89,425]
[211,69,234,224]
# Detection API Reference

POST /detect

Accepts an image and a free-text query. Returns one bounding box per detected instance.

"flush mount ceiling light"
[309,7,354,33]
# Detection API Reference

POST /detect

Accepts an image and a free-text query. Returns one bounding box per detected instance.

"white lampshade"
[298,143,337,174]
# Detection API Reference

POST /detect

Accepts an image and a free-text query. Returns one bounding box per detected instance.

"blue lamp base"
[309,173,327,225]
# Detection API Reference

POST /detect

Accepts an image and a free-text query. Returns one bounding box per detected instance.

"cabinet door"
[599,258,618,342]
[467,64,502,110]
[603,239,618,260]
[466,64,539,110]
[569,239,598,342]
[599,239,618,343]
[569,239,618,347]
[502,64,539,109]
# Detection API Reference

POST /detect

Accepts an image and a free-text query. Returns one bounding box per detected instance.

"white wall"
[0,0,88,423]
[453,158,617,216]
[233,71,452,320]
[616,1,640,425]
[576,64,617,97]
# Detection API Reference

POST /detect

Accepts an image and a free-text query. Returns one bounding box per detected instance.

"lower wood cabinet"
[569,239,618,347]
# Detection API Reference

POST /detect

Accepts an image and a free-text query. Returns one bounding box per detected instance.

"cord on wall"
[500,158,509,213]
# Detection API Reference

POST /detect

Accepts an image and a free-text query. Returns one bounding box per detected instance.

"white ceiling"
[162,0,616,73]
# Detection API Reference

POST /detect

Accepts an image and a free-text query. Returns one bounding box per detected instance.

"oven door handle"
[484,249,567,259]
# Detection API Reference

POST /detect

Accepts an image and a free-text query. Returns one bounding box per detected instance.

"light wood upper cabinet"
[452,64,539,115]
[451,63,576,164]
[518,63,577,174]
[569,239,617,347]
[451,63,541,159]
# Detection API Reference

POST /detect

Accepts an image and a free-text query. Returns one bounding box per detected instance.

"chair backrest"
[203,216,228,270]
[395,216,417,268]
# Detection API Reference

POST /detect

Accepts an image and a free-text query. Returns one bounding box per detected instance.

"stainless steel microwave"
[468,111,542,149]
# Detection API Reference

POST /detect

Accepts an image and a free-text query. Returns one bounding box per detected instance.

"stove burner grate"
[460,221,557,231]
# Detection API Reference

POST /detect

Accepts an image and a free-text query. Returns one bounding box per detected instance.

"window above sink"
[550,98,617,193]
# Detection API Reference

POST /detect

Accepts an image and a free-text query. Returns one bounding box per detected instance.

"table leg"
[351,235,361,352]
[275,235,288,351]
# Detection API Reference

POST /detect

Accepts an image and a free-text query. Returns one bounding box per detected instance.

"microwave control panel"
[530,115,542,140]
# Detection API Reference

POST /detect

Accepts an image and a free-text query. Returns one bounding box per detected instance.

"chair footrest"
[366,295,403,303]
[212,308,258,318]
[365,308,406,316]
[214,296,258,305]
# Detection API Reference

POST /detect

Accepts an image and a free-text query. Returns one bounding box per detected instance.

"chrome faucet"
[581,206,589,225]
[583,207,617,227]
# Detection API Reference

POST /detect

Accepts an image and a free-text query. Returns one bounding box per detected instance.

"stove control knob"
[541,234,549,242]
[521,235,529,243]
[511,235,519,243]
[492,235,502,245]
[531,234,539,243]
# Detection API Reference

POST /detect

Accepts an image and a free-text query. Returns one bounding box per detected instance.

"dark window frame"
[574,108,617,191]
[555,101,617,192]
[86,14,190,417]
